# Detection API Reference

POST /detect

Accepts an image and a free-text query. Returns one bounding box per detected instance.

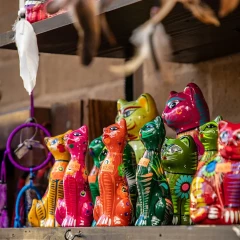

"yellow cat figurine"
[116,93,158,163]
[28,131,71,227]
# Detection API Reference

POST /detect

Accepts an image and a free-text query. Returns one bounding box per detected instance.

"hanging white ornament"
[13,4,39,95]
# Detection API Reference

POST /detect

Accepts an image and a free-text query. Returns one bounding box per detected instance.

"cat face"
[218,121,240,160]
[64,125,88,157]
[45,131,71,160]
[161,136,198,174]
[116,93,158,141]
[199,116,223,151]
[140,116,166,150]
[162,83,210,134]
[102,118,127,153]
[89,136,105,160]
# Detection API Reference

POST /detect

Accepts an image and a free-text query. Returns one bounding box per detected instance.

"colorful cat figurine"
[94,119,133,226]
[88,136,106,207]
[190,120,240,224]
[135,116,173,226]
[56,126,93,227]
[89,136,137,225]
[116,93,158,164]
[197,116,223,170]
[28,131,71,227]
[161,136,198,225]
[162,83,210,159]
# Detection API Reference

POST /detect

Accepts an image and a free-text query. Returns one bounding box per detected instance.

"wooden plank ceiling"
[0,0,240,63]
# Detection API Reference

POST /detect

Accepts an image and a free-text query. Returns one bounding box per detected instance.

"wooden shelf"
[0,226,239,240]
[0,0,240,63]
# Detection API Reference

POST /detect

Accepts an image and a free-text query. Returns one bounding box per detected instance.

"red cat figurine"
[162,83,210,158]
[94,119,133,226]
[191,120,240,224]
[56,126,93,227]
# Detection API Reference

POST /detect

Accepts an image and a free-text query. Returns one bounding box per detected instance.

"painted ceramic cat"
[89,136,137,225]
[56,126,93,227]
[88,136,106,207]
[162,83,210,158]
[116,93,158,163]
[161,136,198,225]
[197,116,223,170]
[190,121,240,224]
[88,136,107,227]
[135,116,173,226]
[28,131,71,227]
[94,119,133,226]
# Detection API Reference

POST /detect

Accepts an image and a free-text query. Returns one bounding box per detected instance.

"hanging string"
[29,168,34,187]
[30,91,34,119]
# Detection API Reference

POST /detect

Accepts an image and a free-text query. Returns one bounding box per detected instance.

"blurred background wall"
[1,0,240,134]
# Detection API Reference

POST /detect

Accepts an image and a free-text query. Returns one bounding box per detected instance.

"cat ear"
[65,130,72,135]
[218,120,228,131]
[137,93,153,112]
[64,130,72,140]
[117,99,127,111]
[44,137,50,144]
[184,83,202,100]
[119,118,127,130]
[154,116,162,127]
[214,116,223,123]
[170,91,177,96]
[180,136,191,147]
[81,125,88,135]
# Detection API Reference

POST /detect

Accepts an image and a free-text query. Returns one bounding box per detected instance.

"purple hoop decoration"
[6,123,52,172]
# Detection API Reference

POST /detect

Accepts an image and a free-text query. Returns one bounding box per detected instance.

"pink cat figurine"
[55,126,93,227]
[162,83,210,157]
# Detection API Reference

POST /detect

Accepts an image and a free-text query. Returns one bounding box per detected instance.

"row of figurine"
[20,82,240,227]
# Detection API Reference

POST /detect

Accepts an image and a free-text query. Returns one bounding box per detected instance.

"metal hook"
[64,229,83,240]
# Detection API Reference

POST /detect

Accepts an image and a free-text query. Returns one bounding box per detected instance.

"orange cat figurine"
[94,119,133,226]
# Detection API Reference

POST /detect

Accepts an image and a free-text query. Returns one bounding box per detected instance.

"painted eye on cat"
[207,124,216,129]
[110,126,118,131]
[146,124,154,129]
[73,132,81,136]
[94,140,101,144]
[203,124,216,131]
[220,131,229,143]
[168,145,182,154]
[51,139,58,145]
[123,110,135,118]
[167,100,179,109]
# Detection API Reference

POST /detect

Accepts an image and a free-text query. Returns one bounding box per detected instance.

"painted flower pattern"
[82,167,88,181]
[174,175,193,199]
[203,160,217,178]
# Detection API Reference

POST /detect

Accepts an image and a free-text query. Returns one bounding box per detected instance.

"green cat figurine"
[88,136,106,205]
[197,116,223,170]
[161,136,198,225]
[135,116,173,226]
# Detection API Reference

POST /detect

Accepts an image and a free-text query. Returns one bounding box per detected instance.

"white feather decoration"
[14,13,39,95]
